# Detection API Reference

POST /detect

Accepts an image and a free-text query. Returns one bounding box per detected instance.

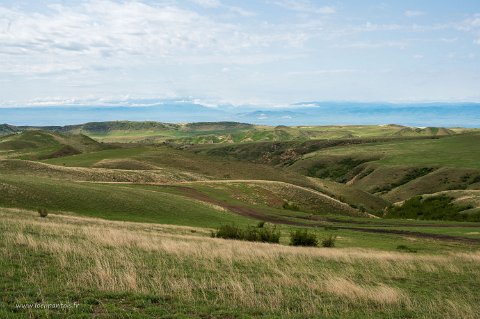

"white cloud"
[331,41,407,49]
[0,1,479,105]
[227,6,256,17]
[358,22,403,32]
[288,69,361,76]
[191,0,221,8]
[0,0,302,76]
[273,1,335,14]
[405,10,425,17]
[440,37,458,43]
[317,6,336,14]
[468,14,480,27]
[457,14,480,45]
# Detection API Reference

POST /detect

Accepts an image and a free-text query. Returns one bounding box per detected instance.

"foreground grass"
[1,209,480,318]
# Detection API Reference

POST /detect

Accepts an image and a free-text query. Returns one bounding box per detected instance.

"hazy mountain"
[1,101,479,127]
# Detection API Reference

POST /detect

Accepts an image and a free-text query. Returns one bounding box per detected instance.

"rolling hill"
[1,122,479,224]
[0,121,464,144]
[0,130,111,160]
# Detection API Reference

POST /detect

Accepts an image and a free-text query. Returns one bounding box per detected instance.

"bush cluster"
[213,224,337,248]
[212,224,280,243]
[290,229,318,247]
[386,195,476,221]
[38,208,48,218]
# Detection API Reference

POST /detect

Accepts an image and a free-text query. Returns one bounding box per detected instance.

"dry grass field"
[2,209,480,318]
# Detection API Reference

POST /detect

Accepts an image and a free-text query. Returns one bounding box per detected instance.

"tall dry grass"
[1,208,480,318]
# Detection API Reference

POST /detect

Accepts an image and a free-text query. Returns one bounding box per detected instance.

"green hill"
[0,174,250,227]
[0,130,112,160]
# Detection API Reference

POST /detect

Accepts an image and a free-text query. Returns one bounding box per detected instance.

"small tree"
[38,208,48,218]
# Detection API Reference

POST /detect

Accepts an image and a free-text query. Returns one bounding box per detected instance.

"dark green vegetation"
[290,229,319,246]
[386,195,477,221]
[37,208,48,218]
[212,224,281,243]
[1,121,480,318]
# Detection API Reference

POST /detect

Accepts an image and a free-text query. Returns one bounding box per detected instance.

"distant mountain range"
[1,100,479,127]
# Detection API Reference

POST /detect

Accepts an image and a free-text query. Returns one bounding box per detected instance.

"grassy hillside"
[41,144,390,214]
[307,133,480,169]
[306,178,390,213]
[43,145,317,188]
[1,126,477,221]
[0,159,207,183]
[0,130,110,160]
[0,174,250,227]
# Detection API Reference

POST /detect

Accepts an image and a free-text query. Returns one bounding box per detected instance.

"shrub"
[213,224,243,240]
[257,226,281,243]
[321,235,337,248]
[38,208,48,218]
[243,226,260,241]
[257,221,265,228]
[212,224,280,243]
[290,229,318,247]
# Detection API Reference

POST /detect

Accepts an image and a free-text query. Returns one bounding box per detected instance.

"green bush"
[257,221,265,228]
[212,224,243,240]
[321,235,336,248]
[38,208,48,218]
[257,226,281,243]
[290,229,318,247]
[212,224,280,243]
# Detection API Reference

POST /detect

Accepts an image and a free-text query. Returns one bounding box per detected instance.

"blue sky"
[0,0,479,107]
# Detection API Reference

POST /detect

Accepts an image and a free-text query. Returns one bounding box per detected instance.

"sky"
[0,0,480,107]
